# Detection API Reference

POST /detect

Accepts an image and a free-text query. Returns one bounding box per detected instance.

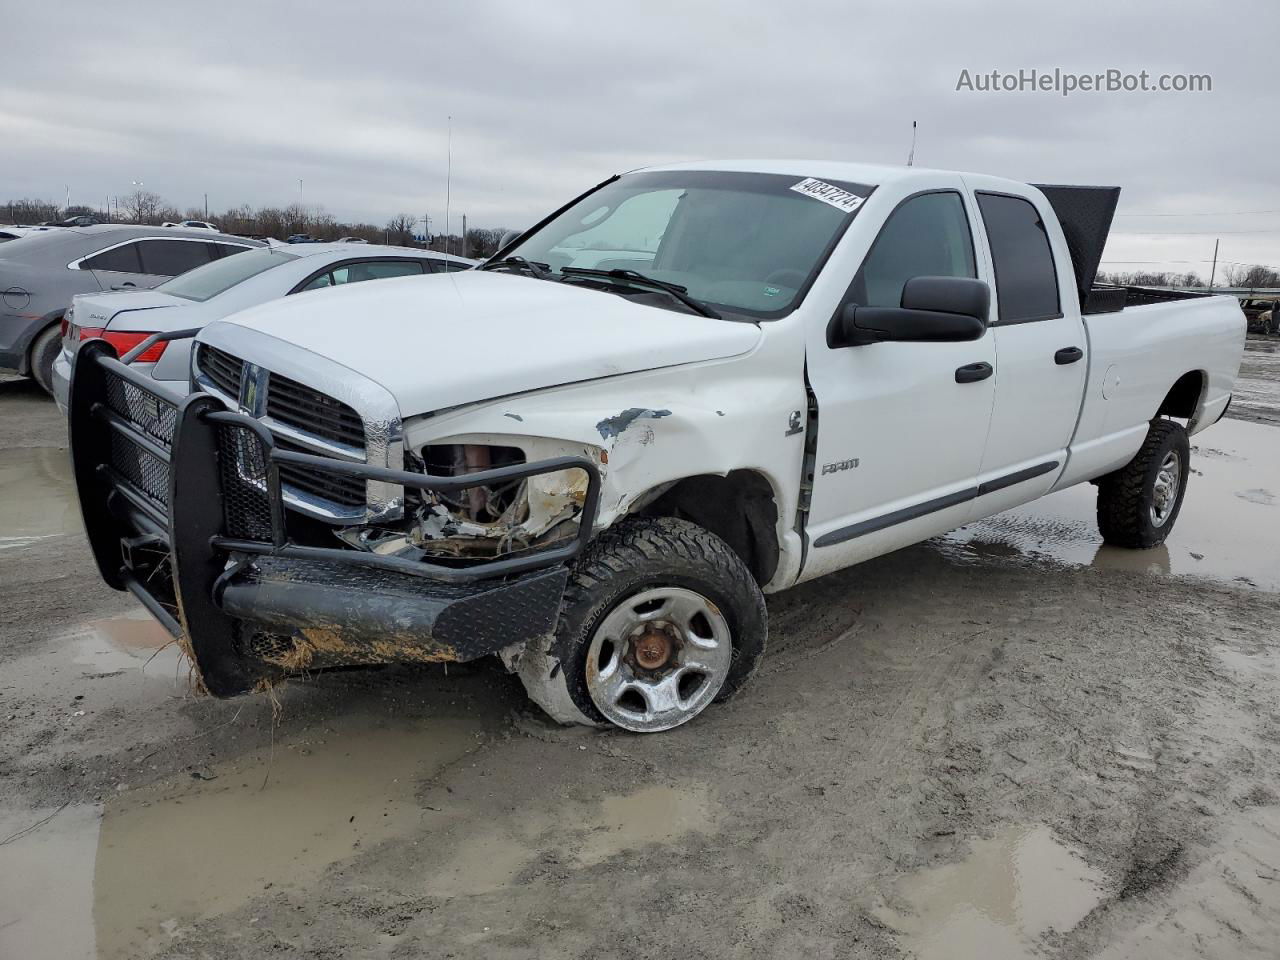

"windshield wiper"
[479,256,551,280]
[559,267,721,319]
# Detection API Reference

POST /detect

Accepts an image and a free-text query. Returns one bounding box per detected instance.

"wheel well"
[635,471,780,586]
[1156,370,1206,420]
[22,314,63,376]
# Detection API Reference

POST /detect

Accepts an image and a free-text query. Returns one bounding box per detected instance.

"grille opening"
[198,345,243,397]
[267,372,365,450]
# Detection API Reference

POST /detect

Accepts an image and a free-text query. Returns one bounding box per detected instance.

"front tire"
[1096,419,1190,548]
[29,323,62,396]
[518,517,767,732]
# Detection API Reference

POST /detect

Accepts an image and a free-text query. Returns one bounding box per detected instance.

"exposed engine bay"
[334,443,593,562]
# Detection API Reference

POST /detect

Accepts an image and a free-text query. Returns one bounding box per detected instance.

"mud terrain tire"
[517,517,767,731]
[1096,419,1190,548]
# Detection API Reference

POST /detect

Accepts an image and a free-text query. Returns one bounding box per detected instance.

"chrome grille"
[274,437,366,508]
[193,342,371,520]
[198,345,243,398]
[266,371,366,450]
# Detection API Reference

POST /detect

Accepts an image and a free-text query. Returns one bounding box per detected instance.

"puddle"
[426,783,714,896]
[943,418,1280,591]
[875,825,1106,959]
[89,716,481,958]
[68,610,186,679]
[0,447,81,546]
[0,804,101,960]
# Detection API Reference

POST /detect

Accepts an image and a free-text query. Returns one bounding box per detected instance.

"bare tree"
[121,189,164,224]
[465,227,508,259]
[385,213,417,246]
[1222,264,1280,289]
[4,198,60,224]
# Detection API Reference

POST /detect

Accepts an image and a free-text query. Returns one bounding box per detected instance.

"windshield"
[503,170,872,317]
[158,247,296,302]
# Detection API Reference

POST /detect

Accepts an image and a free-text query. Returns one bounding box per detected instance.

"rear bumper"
[69,338,600,695]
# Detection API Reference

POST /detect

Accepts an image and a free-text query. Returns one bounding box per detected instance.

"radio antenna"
[907,120,917,167]
[444,116,453,257]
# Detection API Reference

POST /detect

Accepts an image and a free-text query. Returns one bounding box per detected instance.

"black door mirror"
[832,276,990,347]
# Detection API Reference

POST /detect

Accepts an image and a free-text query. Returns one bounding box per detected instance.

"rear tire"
[1096,419,1190,548]
[517,517,767,732]
[29,323,62,396]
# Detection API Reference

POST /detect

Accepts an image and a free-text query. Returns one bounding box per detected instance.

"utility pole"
[299,179,304,207]
[461,213,467,258]
[1207,238,1219,293]
[204,193,208,219]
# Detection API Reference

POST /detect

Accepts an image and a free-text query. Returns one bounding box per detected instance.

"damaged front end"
[334,441,595,564]
[68,338,601,696]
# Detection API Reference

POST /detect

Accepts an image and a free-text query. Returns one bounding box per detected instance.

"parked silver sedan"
[0,225,263,393]
[52,243,476,410]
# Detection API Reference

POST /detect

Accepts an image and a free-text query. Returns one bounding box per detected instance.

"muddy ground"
[2,336,1279,960]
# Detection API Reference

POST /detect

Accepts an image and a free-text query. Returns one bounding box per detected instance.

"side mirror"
[498,229,521,249]
[833,276,990,347]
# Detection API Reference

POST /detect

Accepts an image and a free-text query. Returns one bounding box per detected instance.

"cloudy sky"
[6,0,1278,277]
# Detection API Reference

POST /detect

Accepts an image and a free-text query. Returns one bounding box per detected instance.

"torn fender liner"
[595,408,672,440]
[218,556,569,669]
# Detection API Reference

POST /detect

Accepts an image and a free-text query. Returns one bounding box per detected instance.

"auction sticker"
[790,178,865,213]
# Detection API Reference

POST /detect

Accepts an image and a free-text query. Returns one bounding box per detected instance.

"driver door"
[800,187,997,580]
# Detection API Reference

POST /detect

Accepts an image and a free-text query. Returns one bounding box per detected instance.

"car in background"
[61,215,105,227]
[286,234,318,244]
[0,227,49,242]
[51,244,476,409]
[0,224,263,393]
[1239,296,1280,336]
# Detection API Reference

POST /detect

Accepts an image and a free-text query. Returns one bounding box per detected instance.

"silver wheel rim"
[1150,450,1182,527]
[585,586,732,733]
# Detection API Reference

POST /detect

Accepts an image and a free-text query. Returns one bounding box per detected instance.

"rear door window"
[81,242,143,273]
[976,193,1062,323]
[137,239,216,277]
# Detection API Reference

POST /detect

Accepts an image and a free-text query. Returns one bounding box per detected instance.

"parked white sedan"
[52,243,475,409]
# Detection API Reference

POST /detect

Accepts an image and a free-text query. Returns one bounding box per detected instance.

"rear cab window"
[976,193,1061,324]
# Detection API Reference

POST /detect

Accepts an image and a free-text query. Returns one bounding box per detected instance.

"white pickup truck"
[68,160,1245,733]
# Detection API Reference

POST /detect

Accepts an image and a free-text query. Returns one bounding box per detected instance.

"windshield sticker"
[790,178,866,213]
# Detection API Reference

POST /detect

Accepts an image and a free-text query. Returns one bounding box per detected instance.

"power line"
[1112,229,1280,236]
[1115,209,1280,217]
[1101,258,1280,270]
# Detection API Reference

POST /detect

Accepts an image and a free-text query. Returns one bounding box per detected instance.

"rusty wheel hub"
[585,587,734,733]
[632,626,675,670]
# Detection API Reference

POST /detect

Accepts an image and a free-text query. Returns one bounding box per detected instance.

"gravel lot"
[2,337,1279,960]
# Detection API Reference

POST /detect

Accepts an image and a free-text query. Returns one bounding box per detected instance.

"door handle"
[955,362,993,384]
[1055,346,1083,365]
[111,282,137,290]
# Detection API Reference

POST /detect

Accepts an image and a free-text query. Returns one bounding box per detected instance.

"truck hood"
[204,270,762,415]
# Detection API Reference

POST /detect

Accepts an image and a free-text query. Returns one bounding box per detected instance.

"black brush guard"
[68,337,601,696]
